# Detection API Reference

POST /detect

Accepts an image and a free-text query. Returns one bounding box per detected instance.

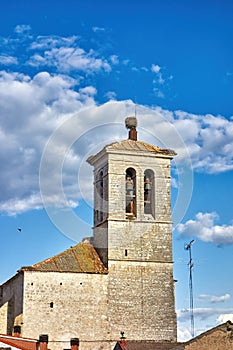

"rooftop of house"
[114,340,181,350]
[20,241,107,274]
[173,321,233,349]
[0,334,38,350]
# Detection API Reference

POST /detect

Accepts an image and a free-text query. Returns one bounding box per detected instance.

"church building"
[0,116,177,350]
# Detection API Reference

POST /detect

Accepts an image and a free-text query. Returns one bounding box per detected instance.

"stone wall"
[91,148,177,343]
[107,220,173,262]
[108,260,177,342]
[0,273,23,335]
[22,271,110,350]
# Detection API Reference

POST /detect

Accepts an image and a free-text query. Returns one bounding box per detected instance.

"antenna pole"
[185,239,195,338]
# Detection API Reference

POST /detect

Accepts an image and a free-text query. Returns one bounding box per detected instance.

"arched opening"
[125,168,136,217]
[95,170,104,224]
[144,169,154,215]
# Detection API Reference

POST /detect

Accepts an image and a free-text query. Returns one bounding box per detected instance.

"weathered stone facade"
[0,119,177,349]
[88,138,177,342]
[0,274,23,336]
[22,271,110,349]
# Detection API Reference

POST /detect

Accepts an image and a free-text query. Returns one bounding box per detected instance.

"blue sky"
[1,0,233,342]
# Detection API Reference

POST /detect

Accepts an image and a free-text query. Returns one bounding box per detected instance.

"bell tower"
[87,117,177,342]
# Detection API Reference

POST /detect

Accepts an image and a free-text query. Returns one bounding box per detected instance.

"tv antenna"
[185,239,195,338]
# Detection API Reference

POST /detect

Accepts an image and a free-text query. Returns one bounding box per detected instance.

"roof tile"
[114,341,181,350]
[105,139,176,156]
[21,242,107,274]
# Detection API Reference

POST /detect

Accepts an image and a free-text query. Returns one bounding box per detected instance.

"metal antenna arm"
[185,239,195,338]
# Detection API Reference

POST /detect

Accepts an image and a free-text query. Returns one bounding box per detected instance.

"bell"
[144,178,151,190]
[126,177,134,195]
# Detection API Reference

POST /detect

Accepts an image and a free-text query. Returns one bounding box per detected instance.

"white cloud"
[0,32,111,75]
[109,55,119,65]
[177,326,192,342]
[153,87,165,99]
[0,55,18,65]
[211,294,231,303]
[122,59,130,65]
[1,31,232,174]
[0,30,233,217]
[79,86,97,96]
[151,64,167,98]
[92,26,106,33]
[176,212,233,245]
[151,64,161,73]
[177,307,233,341]
[0,194,44,216]
[178,307,233,322]
[199,294,231,303]
[173,111,233,173]
[14,24,31,34]
[217,314,233,323]
[0,70,97,215]
[105,91,117,100]
[1,72,233,218]
[30,35,79,50]
[28,47,111,73]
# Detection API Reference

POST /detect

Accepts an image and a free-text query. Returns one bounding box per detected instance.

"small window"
[125,249,128,257]
[50,302,54,308]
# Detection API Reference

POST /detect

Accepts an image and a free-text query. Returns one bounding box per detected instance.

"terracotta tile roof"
[0,334,38,350]
[21,241,107,274]
[105,139,176,157]
[114,341,181,350]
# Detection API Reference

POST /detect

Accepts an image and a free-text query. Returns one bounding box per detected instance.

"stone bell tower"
[87,117,177,342]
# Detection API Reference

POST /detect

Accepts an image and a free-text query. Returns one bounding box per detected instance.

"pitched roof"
[105,139,176,156]
[114,341,181,350]
[87,139,176,165]
[21,241,107,274]
[0,334,38,350]
[172,321,232,349]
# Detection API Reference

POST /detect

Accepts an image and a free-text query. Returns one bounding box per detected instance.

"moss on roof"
[21,241,107,274]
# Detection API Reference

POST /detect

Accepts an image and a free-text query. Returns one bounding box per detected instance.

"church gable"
[21,241,107,274]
